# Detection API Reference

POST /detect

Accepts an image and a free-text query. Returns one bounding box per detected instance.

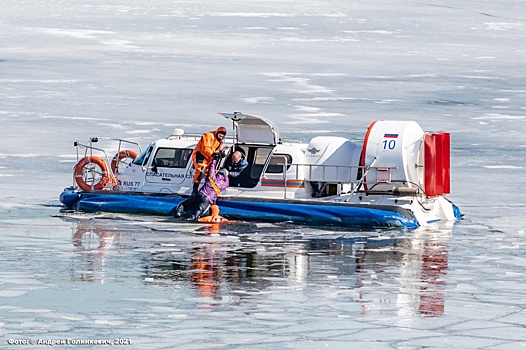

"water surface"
[1,0,525,349]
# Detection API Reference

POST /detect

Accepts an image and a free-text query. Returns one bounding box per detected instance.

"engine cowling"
[359,120,450,197]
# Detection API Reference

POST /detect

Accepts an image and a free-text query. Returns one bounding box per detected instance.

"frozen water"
[1,0,526,349]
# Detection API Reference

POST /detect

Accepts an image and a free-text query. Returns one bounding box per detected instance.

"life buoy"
[74,155,109,191]
[111,149,138,174]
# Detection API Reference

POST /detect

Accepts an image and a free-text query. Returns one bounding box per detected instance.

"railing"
[74,138,111,163]
[74,137,142,162]
[112,138,142,155]
[72,137,143,190]
[269,159,402,199]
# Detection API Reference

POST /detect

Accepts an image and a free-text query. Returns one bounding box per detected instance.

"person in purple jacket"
[174,158,229,220]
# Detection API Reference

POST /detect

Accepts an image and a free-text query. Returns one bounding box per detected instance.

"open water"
[1,0,525,349]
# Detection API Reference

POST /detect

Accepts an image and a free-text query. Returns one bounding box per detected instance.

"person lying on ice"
[175,157,229,220]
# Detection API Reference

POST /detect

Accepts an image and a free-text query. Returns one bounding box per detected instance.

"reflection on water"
[419,239,448,317]
[73,227,116,251]
[69,219,451,318]
[70,226,117,283]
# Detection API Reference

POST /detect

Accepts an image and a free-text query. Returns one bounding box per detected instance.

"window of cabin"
[265,154,293,174]
[153,148,192,168]
[250,148,272,179]
[133,145,153,166]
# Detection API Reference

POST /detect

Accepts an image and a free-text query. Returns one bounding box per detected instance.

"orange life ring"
[74,155,109,191]
[111,149,138,173]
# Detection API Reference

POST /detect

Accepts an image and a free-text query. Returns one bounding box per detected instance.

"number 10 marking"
[383,139,396,150]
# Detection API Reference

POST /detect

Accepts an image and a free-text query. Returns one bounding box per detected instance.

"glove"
[212,152,221,160]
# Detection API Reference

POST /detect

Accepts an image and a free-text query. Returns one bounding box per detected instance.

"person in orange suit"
[191,126,227,195]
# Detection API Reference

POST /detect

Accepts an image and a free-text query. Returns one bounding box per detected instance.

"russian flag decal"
[384,133,398,138]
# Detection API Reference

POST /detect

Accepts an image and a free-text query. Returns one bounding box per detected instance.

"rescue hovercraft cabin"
[60,112,461,228]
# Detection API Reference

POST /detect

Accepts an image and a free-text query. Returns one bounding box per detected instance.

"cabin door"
[219,113,279,188]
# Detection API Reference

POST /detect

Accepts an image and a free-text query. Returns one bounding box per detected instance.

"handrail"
[111,138,142,154]
[73,140,118,190]
[74,137,143,169]
[85,137,143,154]
[74,141,110,161]
[347,157,378,200]
[272,155,289,199]
[268,158,401,198]
[269,162,398,183]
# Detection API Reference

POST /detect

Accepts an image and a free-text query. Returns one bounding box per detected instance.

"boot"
[174,205,184,218]
[191,183,199,196]
[189,209,202,221]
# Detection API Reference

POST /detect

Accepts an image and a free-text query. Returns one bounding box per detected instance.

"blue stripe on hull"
[74,193,183,216]
[63,190,419,229]
[216,200,418,228]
